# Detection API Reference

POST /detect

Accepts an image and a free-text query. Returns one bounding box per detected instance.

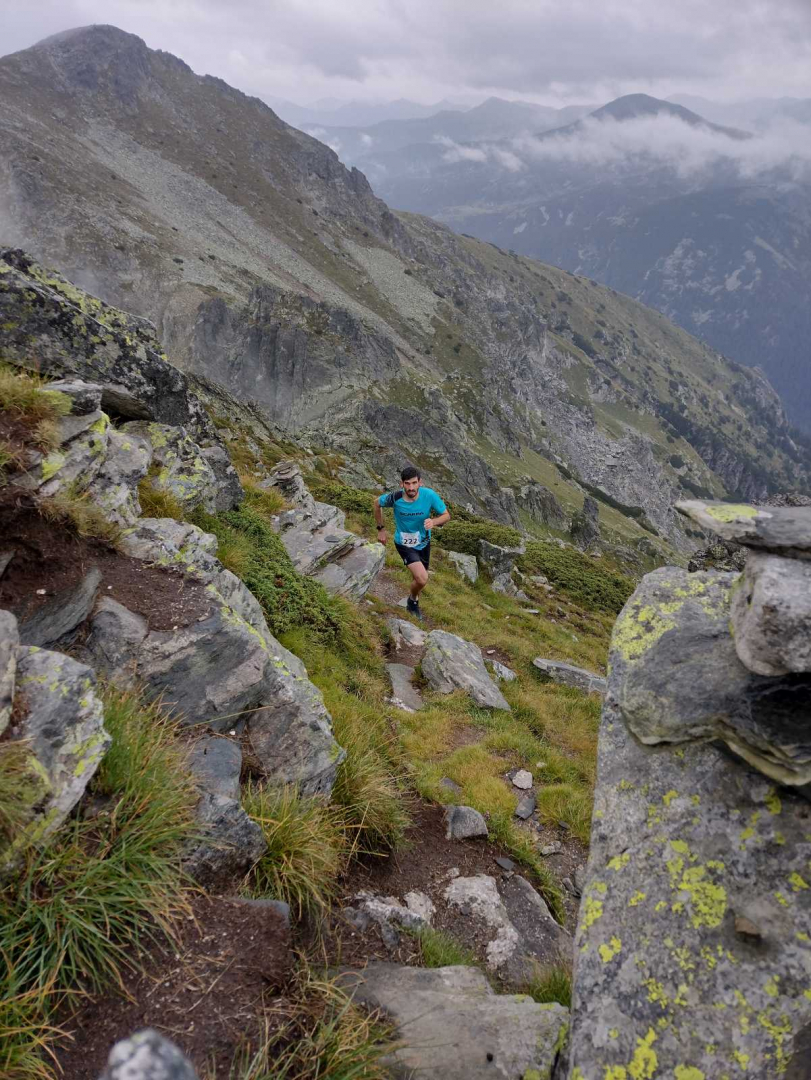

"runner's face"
[403,476,420,498]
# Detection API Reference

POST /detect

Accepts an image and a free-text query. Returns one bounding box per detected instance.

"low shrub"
[435,520,522,557]
[307,477,377,517]
[194,504,344,640]
[519,541,634,614]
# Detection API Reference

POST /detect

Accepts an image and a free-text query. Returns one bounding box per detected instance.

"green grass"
[193,504,344,640]
[435,519,523,557]
[38,490,123,547]
[137,475,186,520]
[0,742,48,847]
[242,784,345,917]
[0,365,71,426]
[0,687,197,1000]
[0,987,62,1080]
[411,926,477,968]
[522,963,572,1009]
[519,541,634,614]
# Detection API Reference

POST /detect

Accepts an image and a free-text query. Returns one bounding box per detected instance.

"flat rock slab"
[515,793,537,820]
[447,550,478,583]
[386,663,423,712]
[568,695,811,1080]
[183,792,267,890]
[533,657,607,695]
[338,963,567,1080]
[610,567,811,785]
[17,567,102,647]
[385,616,427,649]
[423,630,511,711]
[314,539,385,601]
[677,499,811,557]
[730,551,811,675]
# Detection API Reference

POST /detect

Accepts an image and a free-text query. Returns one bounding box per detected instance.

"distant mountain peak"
[587,94,750,138]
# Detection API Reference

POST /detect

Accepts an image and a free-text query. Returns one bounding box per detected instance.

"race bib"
[400,532,421,547]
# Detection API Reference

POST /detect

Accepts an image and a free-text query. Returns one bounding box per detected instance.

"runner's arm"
[374,495,388,543]
[424,509,450,530]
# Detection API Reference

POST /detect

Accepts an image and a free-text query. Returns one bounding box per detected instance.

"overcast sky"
[2,0,811,108]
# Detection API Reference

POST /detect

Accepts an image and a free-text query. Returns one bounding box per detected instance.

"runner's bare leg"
[408,561,428,600]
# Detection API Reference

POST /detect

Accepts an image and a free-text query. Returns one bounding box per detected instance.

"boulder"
[730,551,811,675]
[338,963,568,1080]
[422,630,511,711]
[313,539,386,601]
[447,551,478,584]
[570,494,601,550]
[47,378,103,415]
[0,609,19,735]
[444,804,488,840]
[385,617,427,650]
[386,663,423,712]
[610,567,811,785]
[99,1029,198,1080]
[263,460,318,515]
[486,659,517,683]
[84,428,152,527]
[511,769,533,790]
[182,792,267,890]
[532,657,607,695]
[443,873,570,985]
[567,694,811,1080]
[10,646,110,849]
[478,539,526,578]
[186,737,242,802]
[677,499,811,558]
[17,568,102,648]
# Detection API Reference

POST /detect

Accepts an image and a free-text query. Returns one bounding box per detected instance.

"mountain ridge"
[0,24,807,555]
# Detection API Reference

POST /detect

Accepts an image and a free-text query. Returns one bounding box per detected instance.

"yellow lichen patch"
[654,900,668,912]
[582,896,605,929]
[605,1067,628,1079]
[628,1028,658,1079]
[662,790,678,806]
[731,1050,750,1069]
[643,978,669,1008]
[774,892,789,907]
[612,600,682,662]
[629,891,647,907]
[796,932,810,943]
[677,864,727,929]
[608,852,630,871]
[599,936,622,962]
[674,1066,705,1080]
[765,789,782,815]
[789,872,809,892]
[703,503,759,524]
[609,1029,619,1039]
[764,976,780,998]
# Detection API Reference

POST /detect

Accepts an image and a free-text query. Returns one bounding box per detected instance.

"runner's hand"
[424,518,435,530]
[377,529,387,544]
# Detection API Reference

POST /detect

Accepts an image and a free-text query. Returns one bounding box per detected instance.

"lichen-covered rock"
[313,538,385,600]
[677,499,811,558]
[567,695,811,1080]
[100,1029,198,1080]
[338,962,568,1080]
[730,551,811,676]
[186,737,242,802]
[93,518,345,795]
[10,646,110,849]
[478,539,526,578]
[264,460,318,515]
[385,617,427,650]
[85,428,151,526]
[122,421,220,513]
[16,410,110,497]
[486,658,517,683]
[0,609,19,735]
[422,630,511,711]
[610,567,811,785]
[532,657,607,695]
[447,550,478,584]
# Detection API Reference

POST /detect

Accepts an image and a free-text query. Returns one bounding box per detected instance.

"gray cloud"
[1,0,810,107]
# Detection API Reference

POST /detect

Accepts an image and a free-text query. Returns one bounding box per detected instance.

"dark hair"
[400,465,420,482]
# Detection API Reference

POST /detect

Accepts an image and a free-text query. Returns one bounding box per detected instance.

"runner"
[373,465,450,620]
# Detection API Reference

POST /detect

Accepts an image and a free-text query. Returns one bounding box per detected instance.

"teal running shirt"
[378,486,447,550]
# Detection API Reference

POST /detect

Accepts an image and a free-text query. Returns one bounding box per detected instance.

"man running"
[374,466,450,620]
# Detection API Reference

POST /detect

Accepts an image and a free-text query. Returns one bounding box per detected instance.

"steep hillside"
[357,95,811,430]
[0,26,808,555]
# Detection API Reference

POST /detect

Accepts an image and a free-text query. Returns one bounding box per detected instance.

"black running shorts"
[395,541,431,570]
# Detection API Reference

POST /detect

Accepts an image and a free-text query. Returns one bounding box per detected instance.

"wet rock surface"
[339,962,568,1080]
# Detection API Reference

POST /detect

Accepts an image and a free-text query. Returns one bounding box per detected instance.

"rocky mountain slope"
[0,26,808,558]
[354,93,811,431]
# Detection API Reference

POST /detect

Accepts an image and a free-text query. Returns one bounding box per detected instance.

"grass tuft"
[240,473,287,517]
[137,476,186,521]
[0,985,63,1080]
[0,365,72,425]
[242,785,345,917]
[0,742,47,846]
[37,490,122,546]
[0,686,197,999]
[412,926,477,968]
[522,962,572,1008]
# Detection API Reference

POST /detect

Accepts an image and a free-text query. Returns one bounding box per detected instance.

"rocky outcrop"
[515,480,568,530]
[1,616,110,865]
[568,514,811,1078]
[570,495,601,551]
[339,963,568,1080]
[677,499,811,559]
[122,422,223,513]
[265,462,385,600]
[1,251,242,511]
[87,518,345,795]
[422,630,511,710]
[533,658,607,695]
[447,550,478,584]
